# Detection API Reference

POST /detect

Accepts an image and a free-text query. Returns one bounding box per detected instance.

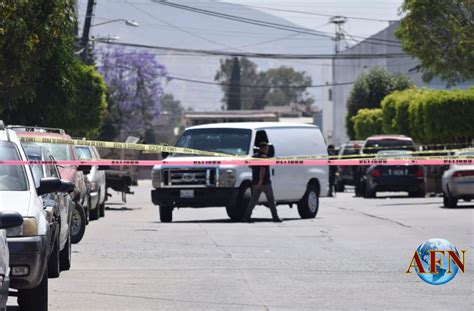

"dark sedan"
[363,150,425,198]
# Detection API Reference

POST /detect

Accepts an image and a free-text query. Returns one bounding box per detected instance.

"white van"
[151,122,329,222]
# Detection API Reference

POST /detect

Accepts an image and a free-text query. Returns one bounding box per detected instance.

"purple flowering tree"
[96,48,167,142]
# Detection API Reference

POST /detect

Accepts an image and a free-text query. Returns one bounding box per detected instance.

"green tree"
[396,0,474,85]
[345,67,413,139]
[351,108,384,140]
[215,57,258,109]
[262,66,315,107]
[160,93,184,128]
[227,57,242,110]
[0,0,107,137]
[0,0,76,106]
[215,57,315,110]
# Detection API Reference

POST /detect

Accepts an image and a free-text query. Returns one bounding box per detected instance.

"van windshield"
[174,128,252,156]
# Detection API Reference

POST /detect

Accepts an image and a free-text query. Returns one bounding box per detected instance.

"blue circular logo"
[414,238,460,285]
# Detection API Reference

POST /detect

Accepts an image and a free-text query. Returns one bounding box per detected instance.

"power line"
[151,0,402,47]
[229,4,396,23]
[101,40,409,60]
[166,75,354,89]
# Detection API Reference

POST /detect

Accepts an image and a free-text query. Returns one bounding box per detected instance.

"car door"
[48,155,70,244]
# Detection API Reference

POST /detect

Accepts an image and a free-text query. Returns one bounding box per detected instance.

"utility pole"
[80,0,96,62]
[329,16,347,54]
[328,16,347,145]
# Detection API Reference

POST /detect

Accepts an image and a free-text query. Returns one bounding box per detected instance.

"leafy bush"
[381,87,474,144]
[351,108,384,140]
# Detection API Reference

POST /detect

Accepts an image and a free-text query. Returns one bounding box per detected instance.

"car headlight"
[7,217,38,237]
[218,169,236,187]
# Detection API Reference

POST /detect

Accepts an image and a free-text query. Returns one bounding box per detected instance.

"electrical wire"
[100,40,409,59]
[151,0,403,47]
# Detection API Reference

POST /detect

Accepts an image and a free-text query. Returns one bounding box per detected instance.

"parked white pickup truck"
[151,122,329,222]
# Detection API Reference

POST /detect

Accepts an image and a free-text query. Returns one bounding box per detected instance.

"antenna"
[329,16,347,54]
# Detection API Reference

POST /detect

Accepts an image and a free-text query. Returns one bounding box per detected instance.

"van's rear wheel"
[298,183,319,219]
[160,204,173,223]
[226,184,251,222]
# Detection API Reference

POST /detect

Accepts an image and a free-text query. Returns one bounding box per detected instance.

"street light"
[91,19,140,28]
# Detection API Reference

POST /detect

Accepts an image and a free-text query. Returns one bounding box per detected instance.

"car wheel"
[409,189,425,198]
[89,194,100,221]
[48,231,61,278]
[60,234,71,271]
[18,268,48,311]
[99,200,105,218]
[226,184,251,222]
[297,183,319,219]
[159,203,173,223]
[363,181,375,198]
[445,192,458,208]
[71,202,86,244]
[355,178,365,197]
[335,180,345,192]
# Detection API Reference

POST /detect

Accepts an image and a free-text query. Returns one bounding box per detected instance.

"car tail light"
[453,170,474,178]
[371,169,381,177]
[415,167,424,177]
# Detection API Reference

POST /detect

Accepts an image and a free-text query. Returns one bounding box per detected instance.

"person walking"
[243,142,282,223]
[327,144,337,197]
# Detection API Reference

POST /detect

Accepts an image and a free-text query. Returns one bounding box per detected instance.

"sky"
[76,0,407,111]
[221,0,405,39]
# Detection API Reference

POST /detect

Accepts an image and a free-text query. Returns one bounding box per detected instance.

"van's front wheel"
[226,184,251,222]
[298,184,319,219]
[159,203,173,223]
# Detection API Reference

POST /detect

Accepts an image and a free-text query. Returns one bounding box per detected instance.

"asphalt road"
[9,180,474,310]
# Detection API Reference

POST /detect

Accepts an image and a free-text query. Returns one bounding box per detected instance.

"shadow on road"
[151,217,302,224]
[105,206,136,211]
[439,204,474,209]
[376,201,441,207]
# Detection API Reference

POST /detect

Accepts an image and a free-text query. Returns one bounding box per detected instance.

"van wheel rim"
[71,209,82,236]
[308,192,318,212]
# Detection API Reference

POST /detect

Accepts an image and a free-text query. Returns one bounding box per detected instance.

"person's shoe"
[272,217,283,223]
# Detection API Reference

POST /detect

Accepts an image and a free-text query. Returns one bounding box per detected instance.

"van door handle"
[272,169,275,176]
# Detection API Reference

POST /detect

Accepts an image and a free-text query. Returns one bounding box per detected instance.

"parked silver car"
[23,143,75,274]
[442,149,474,208]
[0,212,23,309]
[75,146,107,220]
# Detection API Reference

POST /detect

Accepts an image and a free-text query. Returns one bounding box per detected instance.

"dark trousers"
[244,184,279,220]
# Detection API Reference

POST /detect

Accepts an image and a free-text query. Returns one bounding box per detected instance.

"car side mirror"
[59,180,75,194]
[37,177,62,196]
[77,165,92,174]
[0,211,23,229]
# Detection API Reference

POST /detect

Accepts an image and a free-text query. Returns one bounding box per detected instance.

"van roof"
[187,122,318,131]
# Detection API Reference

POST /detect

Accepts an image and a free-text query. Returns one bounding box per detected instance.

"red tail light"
[415,167,424,177]
[371,169,381,177]
[453,170,474,178]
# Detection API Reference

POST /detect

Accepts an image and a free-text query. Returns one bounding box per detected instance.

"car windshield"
[0,141,28,191]
[23,144,45,187]
[75,146,93,160]
[457,150,474,158]
[376,150,413,158]
[174,128,252,156]
[363,139,415,154]
[37,142,72,160]
[341,144,361,156]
